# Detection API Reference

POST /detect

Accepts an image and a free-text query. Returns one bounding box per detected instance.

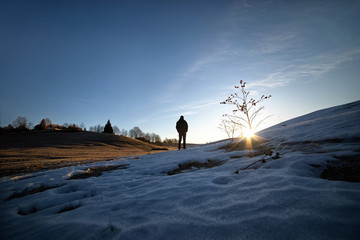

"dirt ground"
[0,131,175,177]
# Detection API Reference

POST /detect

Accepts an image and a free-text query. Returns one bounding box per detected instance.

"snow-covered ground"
[1,101,360,240]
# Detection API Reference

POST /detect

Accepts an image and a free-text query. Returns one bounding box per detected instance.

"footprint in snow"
[211,176,233,185]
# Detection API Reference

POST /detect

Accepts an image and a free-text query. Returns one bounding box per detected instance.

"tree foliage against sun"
[221,80,271,137]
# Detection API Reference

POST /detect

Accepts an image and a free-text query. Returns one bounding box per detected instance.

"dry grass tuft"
[320,155,360,182]
[151,147,169,151]
[68,164,128,180]
[219,138,273,158]
[167,159,224,175]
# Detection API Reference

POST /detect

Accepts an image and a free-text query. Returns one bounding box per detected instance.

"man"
[176,116,188,150]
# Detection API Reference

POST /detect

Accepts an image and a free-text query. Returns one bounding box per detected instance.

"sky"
[1,0,359,143]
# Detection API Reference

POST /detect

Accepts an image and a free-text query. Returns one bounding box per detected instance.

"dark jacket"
[176,116,188,134]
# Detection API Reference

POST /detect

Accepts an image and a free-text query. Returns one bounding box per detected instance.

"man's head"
[180,116,184,120]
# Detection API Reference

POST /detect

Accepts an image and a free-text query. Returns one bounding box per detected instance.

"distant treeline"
[0,116,178,145]
[0,116,83,133]
[88,123,178,145]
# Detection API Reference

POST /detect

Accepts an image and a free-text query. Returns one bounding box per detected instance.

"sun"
[243,128,255,140]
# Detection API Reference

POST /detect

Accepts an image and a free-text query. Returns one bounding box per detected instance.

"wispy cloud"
[181,46,229,77]
[250,47,360,89]
[159,40,232,103]
[255,30,300,55]
[135,118,148,125]
[161,111,198,119]
[160,99,219,118]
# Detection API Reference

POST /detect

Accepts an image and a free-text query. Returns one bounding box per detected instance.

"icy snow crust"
[1,101,360,240]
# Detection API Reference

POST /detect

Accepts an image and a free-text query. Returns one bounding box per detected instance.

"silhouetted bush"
[14,125,29,132]
[0,125,15,134]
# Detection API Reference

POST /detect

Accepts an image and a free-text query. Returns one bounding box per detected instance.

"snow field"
[1,101,360,239]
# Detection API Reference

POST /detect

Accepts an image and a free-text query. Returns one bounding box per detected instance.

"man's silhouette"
[176,116,188,150]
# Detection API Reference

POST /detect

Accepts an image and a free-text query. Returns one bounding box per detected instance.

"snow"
[1,101,360,240]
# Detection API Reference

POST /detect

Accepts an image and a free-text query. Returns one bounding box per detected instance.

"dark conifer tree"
[34,118,47,130]
[40,119,47,130]
[104,119,114,134]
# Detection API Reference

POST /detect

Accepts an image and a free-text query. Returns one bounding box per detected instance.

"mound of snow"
[258,100,360,143]
[1,101,359,240]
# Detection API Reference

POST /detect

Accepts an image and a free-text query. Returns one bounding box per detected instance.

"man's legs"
[178,133,186,150]
[183,133,186,149]
[178,133,182,150]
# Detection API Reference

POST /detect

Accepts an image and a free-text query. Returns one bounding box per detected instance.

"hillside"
[0,131,172,177]
[0,101,359,240]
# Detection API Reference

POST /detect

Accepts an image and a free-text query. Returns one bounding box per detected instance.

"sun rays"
[219,131,267,153]
[243,128,255,140]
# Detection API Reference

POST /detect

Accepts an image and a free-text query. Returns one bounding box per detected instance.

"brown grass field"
[0,131,175,177]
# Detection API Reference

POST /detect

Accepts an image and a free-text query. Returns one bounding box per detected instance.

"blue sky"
[1,0,359,143]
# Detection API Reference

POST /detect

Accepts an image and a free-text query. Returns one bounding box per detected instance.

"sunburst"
[243,128,255,140]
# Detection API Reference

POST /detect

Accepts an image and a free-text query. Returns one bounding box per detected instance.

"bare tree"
[129,128,136,138]
[144,132,151,142]
[97,125,104,133]
[154,134,161,143]
[12,116,28,129]
[44,118,52,126]
[28,121,34,130]
[120,129,128,136]
[129,126,144,138]
[150,133,157,142]
[218,117,240,140]
[89,124,104,133]
[221,80,271,136]
[113,125,120,135]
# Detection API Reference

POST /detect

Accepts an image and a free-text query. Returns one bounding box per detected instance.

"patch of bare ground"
[220,138,282,173]
[151,147,169,151]
[167,159,224,175]
[0,131,175,177]
[219,138,272,157]
[320,154,360,182]
[68,164,128,180]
